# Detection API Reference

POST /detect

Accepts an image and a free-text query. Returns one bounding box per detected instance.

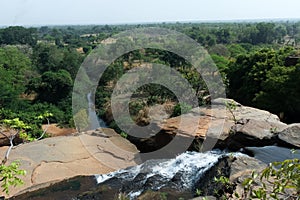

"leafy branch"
[36,112,53,140]
[0,161,26,195]
[225,100,238,123]
[0,112,52,195]
[243,158,300,200]
[0,119,27,195]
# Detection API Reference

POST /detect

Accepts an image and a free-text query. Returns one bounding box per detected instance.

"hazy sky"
[1,0,300,26]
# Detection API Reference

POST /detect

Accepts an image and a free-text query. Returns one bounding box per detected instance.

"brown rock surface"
[0,128,139,198]
[157,98,288,150]
[159,106,231,139]
[230,156,267,182]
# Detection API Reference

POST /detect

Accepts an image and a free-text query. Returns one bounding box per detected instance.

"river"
[87,92,107,129]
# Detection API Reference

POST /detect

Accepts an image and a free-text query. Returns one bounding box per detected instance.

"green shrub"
[129,100,146,117]
[120,132,128,139]
[171,103,192,117]
[243,158,300,200]
[225,100,237,123]
[0,161,26,195]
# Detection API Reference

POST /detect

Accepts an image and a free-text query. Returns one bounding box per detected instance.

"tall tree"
[0,46,32,107]
[28,69,73,104]
[0,26,37,46]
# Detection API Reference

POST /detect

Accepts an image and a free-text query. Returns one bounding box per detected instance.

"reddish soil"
[42,124,77,137]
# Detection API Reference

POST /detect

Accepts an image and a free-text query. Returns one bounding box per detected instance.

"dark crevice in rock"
[127,131,174,153]
[223,132,279,151]
[277,138,300,149]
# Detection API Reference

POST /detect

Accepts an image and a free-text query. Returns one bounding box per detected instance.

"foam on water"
[94,150,244,199]
[95,164,142,184]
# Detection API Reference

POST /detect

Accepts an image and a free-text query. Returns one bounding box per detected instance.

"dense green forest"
[1,21,300,140]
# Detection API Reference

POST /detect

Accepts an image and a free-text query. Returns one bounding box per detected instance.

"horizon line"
[1,17,300,28]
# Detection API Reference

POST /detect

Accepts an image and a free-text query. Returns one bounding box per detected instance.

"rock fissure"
[96,145,133,161]
[31,163,42,184]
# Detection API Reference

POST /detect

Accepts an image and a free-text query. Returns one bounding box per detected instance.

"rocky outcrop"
[1,128,139,198]
[3,98,299,199]
[278,123,300,148]
[10,151,234,200]
[137,98,289,152]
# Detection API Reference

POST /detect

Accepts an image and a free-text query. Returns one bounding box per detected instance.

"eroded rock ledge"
[0,128,139,198]
[130,98,299,152]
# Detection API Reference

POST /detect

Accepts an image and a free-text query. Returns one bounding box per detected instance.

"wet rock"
[91,151,231,199]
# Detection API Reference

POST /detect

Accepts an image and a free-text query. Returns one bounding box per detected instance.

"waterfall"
[94,150,244,199]
[87,92,107,129]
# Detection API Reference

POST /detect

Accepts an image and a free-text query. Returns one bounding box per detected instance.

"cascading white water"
[87,92,107,129]
[95,150,246,199]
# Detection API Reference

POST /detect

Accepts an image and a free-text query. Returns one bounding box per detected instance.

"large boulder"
[278,123,300,148]
[152,98,288,151]
[211,98,287,150]
[229,155,267,183]
[226,118,287,150]
[1,128,139,198]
